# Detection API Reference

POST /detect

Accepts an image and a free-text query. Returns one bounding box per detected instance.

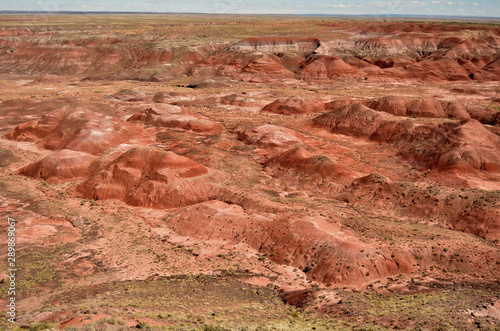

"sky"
[1,0,499,17]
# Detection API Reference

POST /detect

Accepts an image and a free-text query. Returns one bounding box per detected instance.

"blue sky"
[1,0,499,17]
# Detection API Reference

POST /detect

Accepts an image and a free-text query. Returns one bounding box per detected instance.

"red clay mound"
[400,119,500,172]
[78,147,221,208]
[400,58,472,82]
[264,147,360,195]
[314,105,500,172]
[241,54,294,78]
[369,55,417,69]
[262,97,325,114]
[186,51,291,79]
[220,94,258,107]
[236,124,305,148]
[406,99,454,118]
[153,92,175,103]
[0,45,91,74]
[466,107,500,126]
[281,54,306,71]
[366,96,470,119]
[313,103,412,141]
[297,55,364,80]
[168,201,414,287]
[5,107,147,155]
[18,149,99,183]
[137,49,173,63]
[111,89,146,102]
[324,98,368,111]
[471,57,500,81]
[127,104,225,135]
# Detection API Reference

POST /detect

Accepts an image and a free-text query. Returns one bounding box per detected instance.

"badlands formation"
[0,14,499,330]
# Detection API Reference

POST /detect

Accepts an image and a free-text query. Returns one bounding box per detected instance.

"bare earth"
[0,14,499,330]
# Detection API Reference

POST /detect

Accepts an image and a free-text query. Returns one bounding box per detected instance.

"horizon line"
[0,10,499,20]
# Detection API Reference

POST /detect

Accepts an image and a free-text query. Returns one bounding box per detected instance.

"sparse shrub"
[135,321,150,329]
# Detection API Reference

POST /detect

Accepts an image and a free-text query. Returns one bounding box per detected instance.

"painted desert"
[0,13,499,330]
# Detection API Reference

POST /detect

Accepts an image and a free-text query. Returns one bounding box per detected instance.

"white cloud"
[472,2,479,5]
[445,1,454,4]
[326,4,347,8]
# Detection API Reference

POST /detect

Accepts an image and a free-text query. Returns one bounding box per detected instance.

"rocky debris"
[152,92,180,103]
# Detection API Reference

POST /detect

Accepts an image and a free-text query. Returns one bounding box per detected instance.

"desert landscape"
[0,12,499,330]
